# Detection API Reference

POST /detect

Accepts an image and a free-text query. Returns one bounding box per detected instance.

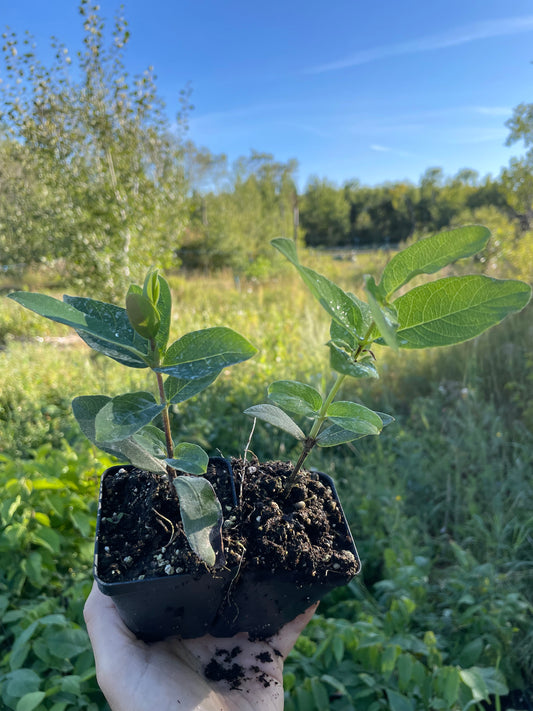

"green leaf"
[60,675,81,696]
[272,237,364,337]
[271,236,300,265]
[316,424,367,447]
[327,401,383,435]
[331,636,345,663]
[164,373,218,404]
[380,225,492,297]
[44,627,89,658]
[310,678,330,709]
[268,380,323,415]
[472,667,508,697]
[321,674,348,696]
[173,476,224,567]
[63,295,150,367]
[166,443,209,475]
[30,526,61,554]
[143,267,160,304]
[94,392,164,442]
[16,692,46,711]
[386,689,415,711]
[112,438,167,473]
[381,644,400,675]
[9,622,39,670]
[459,669,489,702]
[7,292,149,367]
[72,396,167,472]
[365,277,399,350]
[328,341,379,379]
[132,425,168,458]
[154,274,172,352]
[458,638,483,667]
[72,394,111,444]
[72,395,125,458]
[6,669,40,696]
[126,292,160,340]
[442,667,461,706]
[393,275,532,348]
[397,654,413,689]
[375,411,395,427]
[329,301,372,348]
[157,327,257,380]
[244,404,305,440]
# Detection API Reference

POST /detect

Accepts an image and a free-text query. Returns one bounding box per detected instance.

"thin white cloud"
[473,106,512,117]
[449,127,509,144]
[307,15,533,74]
[370,144,413,157]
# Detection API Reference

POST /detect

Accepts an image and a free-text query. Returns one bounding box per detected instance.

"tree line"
[1,1,532,292]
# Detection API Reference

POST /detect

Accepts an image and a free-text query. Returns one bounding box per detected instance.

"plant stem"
[156,371,174,461]
[284,325,375,493]
[151,338,174,481]
[284,373,346,493]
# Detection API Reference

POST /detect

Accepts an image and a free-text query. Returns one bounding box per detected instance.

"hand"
[84,581,317,711]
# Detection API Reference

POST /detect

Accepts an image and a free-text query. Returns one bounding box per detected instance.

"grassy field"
[0,249,532,710]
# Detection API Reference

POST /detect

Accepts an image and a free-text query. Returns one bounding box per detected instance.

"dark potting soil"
[96,457,359,587]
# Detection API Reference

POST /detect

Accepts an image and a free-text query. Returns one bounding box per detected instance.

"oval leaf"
[327,401,383,435]
[132,425,168,458]
[72,396,167,472]
[173,476,224,567]
[16,691,46,711]
[244,404,305,440]
[94,392,164,442]
[154,274,172,352]
[113,438,168,473]
[126,292,160,340]
[268,380,323,415]
[365,276,399,350]
[164,373,218,404]
[63,295,150,366]
[143,267,161,304]
[375,411,395,428]
[328,341,379,379]
[393,275,532,349]
[317,424,367,447]
[166,442,209,475]
[8,292,149,367]
[380,225,492,297]
[156,327,257,380]
[272,237,365,338]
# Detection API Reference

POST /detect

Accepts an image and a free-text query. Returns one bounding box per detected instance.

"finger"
[271,601,319,659]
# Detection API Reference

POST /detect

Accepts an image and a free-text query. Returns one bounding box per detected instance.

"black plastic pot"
[94,465,235,640]
[94,463,360,641]
[212,471,360,639]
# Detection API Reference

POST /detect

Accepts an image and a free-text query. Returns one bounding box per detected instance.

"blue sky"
[2,0,532,188]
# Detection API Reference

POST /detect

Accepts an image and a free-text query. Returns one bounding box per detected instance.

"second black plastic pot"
[211,472,360,638]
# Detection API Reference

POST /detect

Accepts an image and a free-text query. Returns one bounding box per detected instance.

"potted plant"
[8,269,260,640]
[8,225,531,643]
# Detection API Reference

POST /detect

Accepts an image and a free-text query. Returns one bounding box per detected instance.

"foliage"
[246,228,531,482]
[0,1,188,295]
[8,268,257,564]
[0,442,111,710]
[298,170,511,251]
[284,556,525,711]
[183,150,298,276]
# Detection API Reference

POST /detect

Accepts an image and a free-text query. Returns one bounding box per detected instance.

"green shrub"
[0,442,112,710]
